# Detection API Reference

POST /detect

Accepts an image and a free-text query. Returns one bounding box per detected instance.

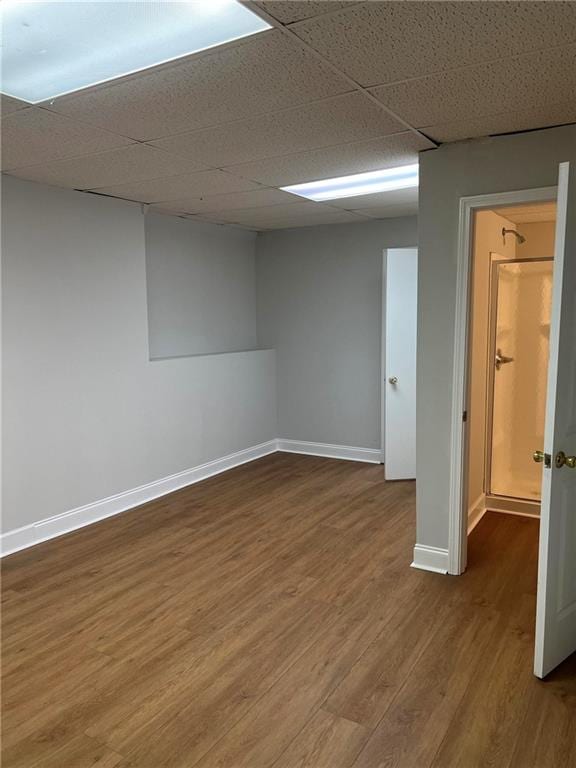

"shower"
[502,227,526,244]
[488,258,553,503]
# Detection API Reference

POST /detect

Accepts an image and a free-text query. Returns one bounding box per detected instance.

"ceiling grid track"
[4,1,575,229]
[245,2,439,149]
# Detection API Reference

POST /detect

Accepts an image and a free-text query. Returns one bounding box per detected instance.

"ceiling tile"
[423,104,576,144]
[148,92,405,168]
[328,186,418,211]
[1,94,30,116]
[153,187,300,215]
[259,212,367,230]
[90,170,262,203]
[371,46,576,130]
[1,107,133,170]
[226,132,428,187]
[492,202,557,224]
[253,1,356,25]
[147,209,259,232]
[292,1,576,87]
[213,201,365,229]
[492,203,557,224]
[47,31,351,141]
[203,200,320,221]
[6,144,209,190]
[354,202,419,219]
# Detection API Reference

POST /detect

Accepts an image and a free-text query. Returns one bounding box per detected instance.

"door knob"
[555,451,576,469]
[388,376,398,385]
[533,450,551,467]
[495,348,514,370]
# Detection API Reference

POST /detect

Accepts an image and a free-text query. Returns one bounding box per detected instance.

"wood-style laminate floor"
[2,453,575,768]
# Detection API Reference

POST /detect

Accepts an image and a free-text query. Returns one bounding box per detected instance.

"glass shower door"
[488,259,553,501]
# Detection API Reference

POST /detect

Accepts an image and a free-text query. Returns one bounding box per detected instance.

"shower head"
[502,227,526,244]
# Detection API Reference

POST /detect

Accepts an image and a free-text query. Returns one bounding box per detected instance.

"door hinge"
[462,410,468,423]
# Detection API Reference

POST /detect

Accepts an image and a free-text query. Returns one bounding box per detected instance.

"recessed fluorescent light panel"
[282,164,419,202]
[0,0,271,104]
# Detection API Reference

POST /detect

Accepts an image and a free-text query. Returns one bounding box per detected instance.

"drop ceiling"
[2,1,575,231]
[493,202,557,224]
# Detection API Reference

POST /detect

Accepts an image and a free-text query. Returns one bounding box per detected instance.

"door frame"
[380,249,388,465]
[447,186,558,575]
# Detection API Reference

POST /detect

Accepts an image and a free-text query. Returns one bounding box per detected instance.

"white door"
[534,162,576,678]
[384,248,417,480]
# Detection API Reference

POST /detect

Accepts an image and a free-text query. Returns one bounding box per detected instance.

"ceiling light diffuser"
[282,164,419,202]
[0,0,271,104]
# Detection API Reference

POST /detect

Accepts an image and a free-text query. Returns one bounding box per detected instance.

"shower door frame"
[448,185,558,576]
[484,255,554,511]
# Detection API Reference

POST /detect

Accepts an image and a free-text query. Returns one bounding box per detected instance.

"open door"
[384,248,417,480]
[534,162,576,678]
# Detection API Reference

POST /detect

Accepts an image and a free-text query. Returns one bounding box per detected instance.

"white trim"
[467,492,486,534]
[485,494,540,518]
[380,249,388,465]
[489,507,541,521]
[277,439,382,464]
[1,438,385,557]
[0,440,277,557]
[411,544,449,574]
[448,185,558,576]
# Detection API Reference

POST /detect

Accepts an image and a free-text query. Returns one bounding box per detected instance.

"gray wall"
[256,218,418,450]
[417,123,576,550]
[1,177,276,532]
[145,213,258,359]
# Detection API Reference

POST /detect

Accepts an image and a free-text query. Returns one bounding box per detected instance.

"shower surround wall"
[489,258,553,501]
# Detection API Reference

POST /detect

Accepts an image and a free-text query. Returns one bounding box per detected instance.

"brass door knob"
[555,451,576,469]
[533,450,551,467]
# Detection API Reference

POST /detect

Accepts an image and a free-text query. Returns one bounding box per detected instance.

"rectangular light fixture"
[281,164,419,202]
[0,0,271,104]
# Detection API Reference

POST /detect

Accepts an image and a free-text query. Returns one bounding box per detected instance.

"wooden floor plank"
[508,652,576,768]
[429,596,535,768]
[350,604,500,768]
[271,709,368,768]
[2,454,574,768]
[323,578,454,728]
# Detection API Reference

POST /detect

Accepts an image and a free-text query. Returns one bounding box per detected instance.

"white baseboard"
[1,438,383,558]
[277,439,382,464]
[411,544,449,574]
[467,493,486,534]
[0,440,277,558]
[485,494,540,519]
[468,505,486,534]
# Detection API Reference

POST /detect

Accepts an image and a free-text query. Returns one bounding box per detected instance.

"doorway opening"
[465,202,557,534]
[448,165,575,679]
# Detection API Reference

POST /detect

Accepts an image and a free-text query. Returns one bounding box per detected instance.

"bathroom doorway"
[449,165,576,677]
[465,201,556,531]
